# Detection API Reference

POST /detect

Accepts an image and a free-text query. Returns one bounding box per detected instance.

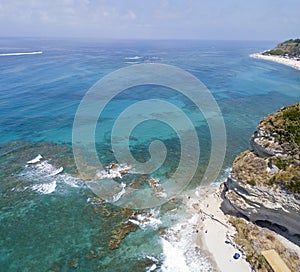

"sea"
[0,38,299,272]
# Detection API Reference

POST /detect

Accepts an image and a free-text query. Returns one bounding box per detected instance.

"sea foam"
[160,215,213,272]
[161,237,189,272]
[96,163,132,180]
[0,51,43,56]
[112,182,126,202]
[31,180,57,194]
[27,154,43,164]
[124,56,142,60]
[129,213,162,230]
[18,158,82,194]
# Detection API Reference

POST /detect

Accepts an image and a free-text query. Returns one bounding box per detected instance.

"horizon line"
[0,36,283,43]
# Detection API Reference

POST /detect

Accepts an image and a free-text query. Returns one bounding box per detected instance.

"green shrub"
[266,49,284,55]
[286,181,300,194]
[247,180,256,186]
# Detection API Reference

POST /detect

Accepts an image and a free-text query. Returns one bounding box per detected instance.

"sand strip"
[250,53,300,70]
[185,185,252,272]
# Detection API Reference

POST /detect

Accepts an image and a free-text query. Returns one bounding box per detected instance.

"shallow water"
[0,38,299,271]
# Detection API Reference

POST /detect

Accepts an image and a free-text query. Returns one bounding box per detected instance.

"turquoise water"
[0,38,300,271]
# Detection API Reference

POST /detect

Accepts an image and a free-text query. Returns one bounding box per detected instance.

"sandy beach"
[185,185,252,272]
[183,184,300,272]
[250,53,300,70]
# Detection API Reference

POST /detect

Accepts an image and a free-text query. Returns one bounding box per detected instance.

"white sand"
[185,185,252,272]
[250,53,300,70]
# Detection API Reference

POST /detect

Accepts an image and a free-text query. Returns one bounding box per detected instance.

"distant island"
[250,39,300,70]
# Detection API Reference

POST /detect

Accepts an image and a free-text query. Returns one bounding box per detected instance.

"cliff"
[222,103,300,236]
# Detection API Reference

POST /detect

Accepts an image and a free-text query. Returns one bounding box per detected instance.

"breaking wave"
[160,215,213,272]
[15,156,82,194]
[124,56,142,60]
[0,51,43,57]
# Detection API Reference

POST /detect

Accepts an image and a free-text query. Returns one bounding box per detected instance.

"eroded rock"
[222,103,300,236]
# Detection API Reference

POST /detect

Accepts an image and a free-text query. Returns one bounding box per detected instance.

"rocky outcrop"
[223,175,300,235]
[222,103,300,236]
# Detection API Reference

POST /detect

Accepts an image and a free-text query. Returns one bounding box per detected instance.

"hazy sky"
[0,0,299,40]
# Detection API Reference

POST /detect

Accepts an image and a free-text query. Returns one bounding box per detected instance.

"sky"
[0,0,299,40]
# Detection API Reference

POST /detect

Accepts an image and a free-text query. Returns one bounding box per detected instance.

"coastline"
[185,185,252,272]
[250,53,300,70]
[185,183,300,272]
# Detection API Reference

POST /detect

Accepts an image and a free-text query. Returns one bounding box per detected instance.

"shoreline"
[185,185,252,272]
[185,184,300,272]
[250,52,300,70]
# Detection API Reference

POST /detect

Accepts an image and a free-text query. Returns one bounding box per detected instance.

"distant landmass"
[250,39,300,70]
[263,39,300,58]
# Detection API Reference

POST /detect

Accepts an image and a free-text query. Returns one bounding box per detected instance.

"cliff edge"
[222,102,300,236]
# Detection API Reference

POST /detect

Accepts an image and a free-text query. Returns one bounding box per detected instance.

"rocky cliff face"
[222,103,300,236]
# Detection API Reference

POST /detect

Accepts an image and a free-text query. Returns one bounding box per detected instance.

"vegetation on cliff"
[225,103,300,272]
[232,102,300,193]
[259,103,300,193]
[263,39,300,57]
[230,217,300,272]
[260,102,300,147]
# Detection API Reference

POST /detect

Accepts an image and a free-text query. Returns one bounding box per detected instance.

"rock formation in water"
[222,102,300,236]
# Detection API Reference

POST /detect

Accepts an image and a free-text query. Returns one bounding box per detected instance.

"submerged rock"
[109,220,138,250]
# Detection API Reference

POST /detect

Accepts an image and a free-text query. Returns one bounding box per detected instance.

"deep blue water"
[0,38,299,271]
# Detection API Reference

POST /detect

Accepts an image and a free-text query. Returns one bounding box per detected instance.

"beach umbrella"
[233,253,240,260]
